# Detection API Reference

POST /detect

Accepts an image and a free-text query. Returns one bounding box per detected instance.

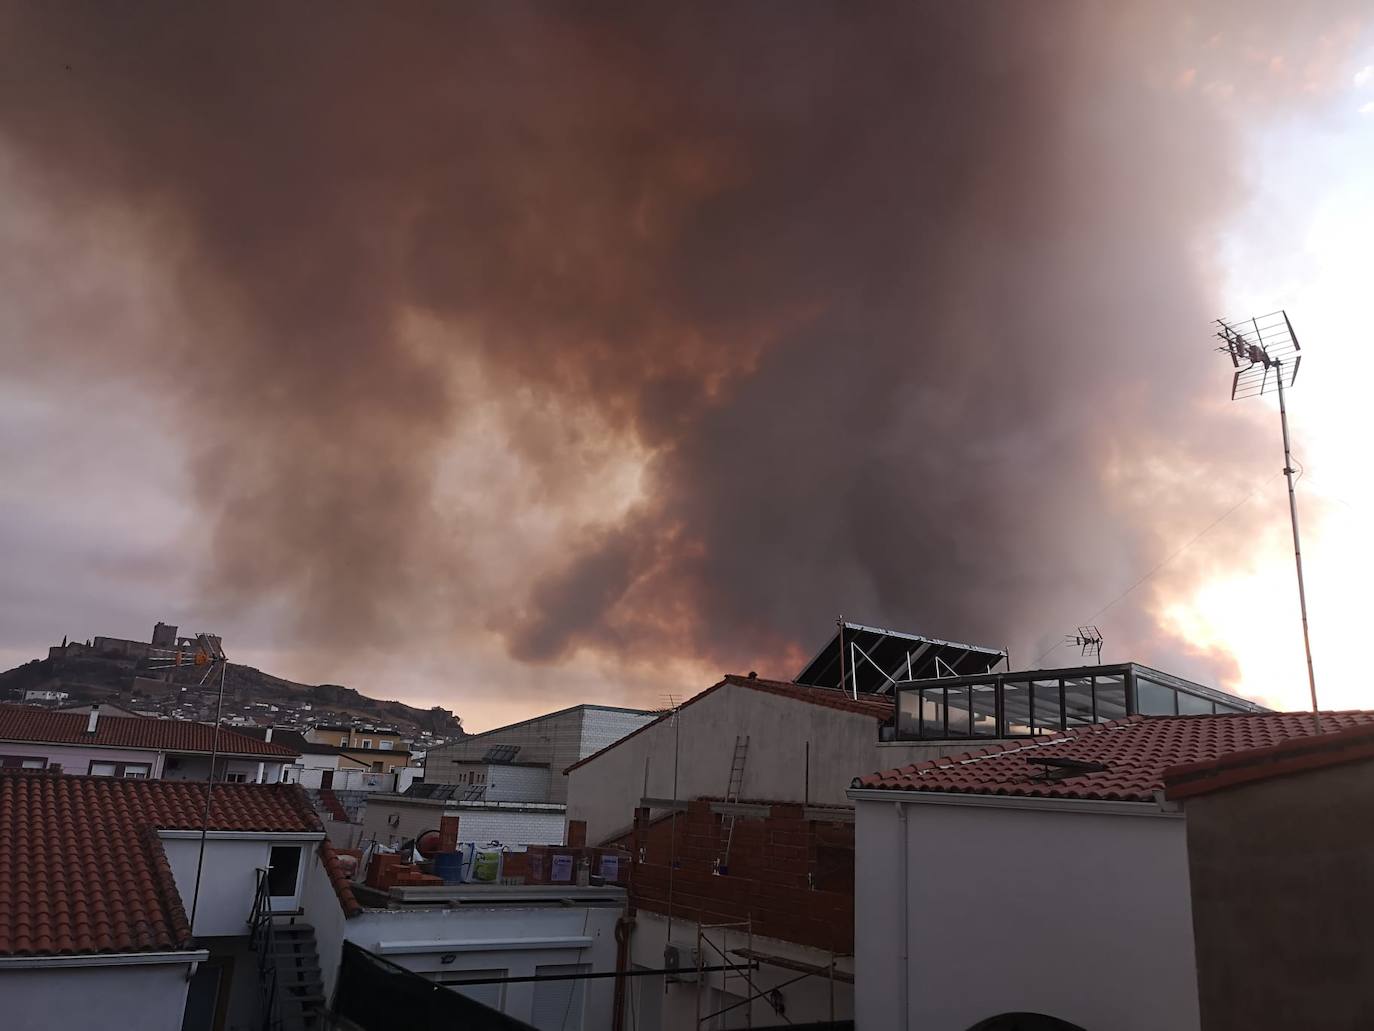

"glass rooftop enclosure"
[895,662,1267,741]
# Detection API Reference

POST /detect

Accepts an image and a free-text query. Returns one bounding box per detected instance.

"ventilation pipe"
[85,705,101,734]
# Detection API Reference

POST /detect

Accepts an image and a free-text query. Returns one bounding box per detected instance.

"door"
[320,769,333,789]
[530,963,589,1030]
[267,844,304,911]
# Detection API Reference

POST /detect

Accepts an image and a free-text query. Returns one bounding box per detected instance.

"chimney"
[265,726,273,743]
[86,705,101,734]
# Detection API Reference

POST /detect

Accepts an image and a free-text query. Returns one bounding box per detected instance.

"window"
[224,772,248,783]
[122,764,150,779]
[379,740,394,750]
[361,739,372,749]
[897,688,921,738]
[970,682,999,736]
[1032,680,1062,734]
[1000,680,1031,736]
[1094,675,1128,721]
[1136,677,1178,716]
[267,845,303,901]
[340,737,348,747]
[918,687,947,738]
[1063,678,1094,727]
[1,756,47,770]
[88,762,119,777]
[532,964,589,1030]
[1177,691,1213,715]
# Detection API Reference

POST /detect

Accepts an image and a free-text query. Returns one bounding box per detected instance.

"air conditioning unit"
[663,942,701,983]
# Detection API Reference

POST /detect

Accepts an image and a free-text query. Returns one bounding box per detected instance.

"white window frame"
[266,844,306,911]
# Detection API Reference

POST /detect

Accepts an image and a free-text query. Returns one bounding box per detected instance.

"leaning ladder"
[715,735,749,875]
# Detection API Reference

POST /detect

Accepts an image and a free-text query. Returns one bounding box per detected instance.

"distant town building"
[0,704,299,781]
[22,688,68,704]
[423,703,656,805]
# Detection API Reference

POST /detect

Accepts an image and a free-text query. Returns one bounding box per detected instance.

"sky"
[0,4,1370,732]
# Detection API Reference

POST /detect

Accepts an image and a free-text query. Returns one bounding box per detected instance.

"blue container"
[433,850,466,885]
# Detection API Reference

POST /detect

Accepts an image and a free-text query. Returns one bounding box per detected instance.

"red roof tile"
[0,705,299,758]
[565,675,894,773]
[851,711,1374,803]
[318,840,362,918]
[0,771,320,957]
[1164,719,1374,800]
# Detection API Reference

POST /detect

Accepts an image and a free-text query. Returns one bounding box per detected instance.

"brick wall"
[623,800,854,953]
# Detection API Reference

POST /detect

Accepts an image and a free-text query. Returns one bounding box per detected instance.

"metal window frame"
[892,661,1261,742]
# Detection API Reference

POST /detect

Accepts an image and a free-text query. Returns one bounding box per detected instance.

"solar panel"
[482,744,520,763]
[795,621,1007,695]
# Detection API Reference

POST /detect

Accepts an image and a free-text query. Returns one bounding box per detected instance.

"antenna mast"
[1065,626,1103,664]
[1214,311,1320,732]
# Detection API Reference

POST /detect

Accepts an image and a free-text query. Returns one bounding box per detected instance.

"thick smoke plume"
[0,3,1362,691]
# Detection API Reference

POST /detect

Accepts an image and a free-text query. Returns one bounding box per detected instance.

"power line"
[1030,470,1282,667]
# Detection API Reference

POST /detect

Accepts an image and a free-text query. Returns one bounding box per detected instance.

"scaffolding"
[693,916,851,1028]
[696,919,755,1028]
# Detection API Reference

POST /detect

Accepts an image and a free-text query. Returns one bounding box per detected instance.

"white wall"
[0,741,163,776]
[567,682,995,844]
[362,797,567,849]
[454,809,565,847]
[161,835,323,937]
[161,756,285,784]
[484,765,552,803]
[2,961,193,1031]
[299,846,349,1003]
[344,901,621,1031]
[285,766,395,792]
[853,796,1199,1031]
[426,706,654,805]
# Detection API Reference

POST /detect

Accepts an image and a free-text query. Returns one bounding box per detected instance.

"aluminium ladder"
[714,735,749,875]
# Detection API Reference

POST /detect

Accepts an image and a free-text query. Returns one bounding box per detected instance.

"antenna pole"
[1275,362,1320,733]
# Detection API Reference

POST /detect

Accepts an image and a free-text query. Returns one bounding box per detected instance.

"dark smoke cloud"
[0,3,1362,690]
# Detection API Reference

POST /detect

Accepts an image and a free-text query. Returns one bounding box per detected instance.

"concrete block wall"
[626,800,855,953]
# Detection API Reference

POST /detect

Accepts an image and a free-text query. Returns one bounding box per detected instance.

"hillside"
[0,644,465,742]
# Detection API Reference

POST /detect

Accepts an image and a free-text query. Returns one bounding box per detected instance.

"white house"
[0,703,300,782]
[340,881,625,1030]
[0,769,344,1031]
[22,689,68,704]
[846,709,1374,1031]
[424,703,657,804]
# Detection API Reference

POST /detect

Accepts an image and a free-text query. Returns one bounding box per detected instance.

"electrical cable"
[1029,470,1283,667]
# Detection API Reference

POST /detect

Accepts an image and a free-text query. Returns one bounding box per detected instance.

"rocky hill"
[0,644,464,742]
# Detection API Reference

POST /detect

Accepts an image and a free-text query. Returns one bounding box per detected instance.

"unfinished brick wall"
[622,800,854,953]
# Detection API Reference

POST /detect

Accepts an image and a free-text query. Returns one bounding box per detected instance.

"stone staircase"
[250,868,327,1031]
[318,788,349,822]
[264,920,327,1030]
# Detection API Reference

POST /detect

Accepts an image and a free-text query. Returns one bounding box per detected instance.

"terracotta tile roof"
[0,705,300,758]
[851,711,1374,803]
[564,675,894,774]
[318,840,362,918]
[0,771,321,957]
[1164,719,1374,800]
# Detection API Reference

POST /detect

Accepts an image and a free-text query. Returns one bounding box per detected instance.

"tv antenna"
[1214,311,1319,732]
[1065,626,1103,663]
[145,631,230,932]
